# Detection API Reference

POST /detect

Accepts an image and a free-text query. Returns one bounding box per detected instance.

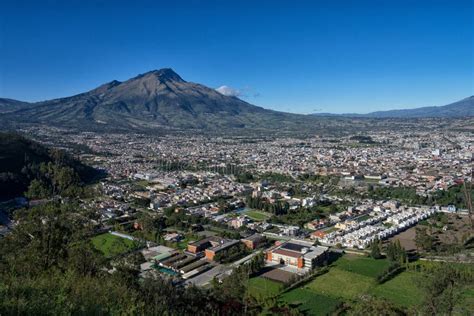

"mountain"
[3,68,469,132]
[0,98,32,113]
[312,96,474,118]
[0,68,310,131]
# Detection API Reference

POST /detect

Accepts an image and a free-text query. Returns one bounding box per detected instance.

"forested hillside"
[0,133,97,200]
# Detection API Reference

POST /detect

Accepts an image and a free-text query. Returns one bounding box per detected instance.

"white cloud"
[216,85,241,97]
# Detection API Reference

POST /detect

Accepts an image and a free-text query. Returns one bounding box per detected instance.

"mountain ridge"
[312,96,473,118]
[0,69,472,132]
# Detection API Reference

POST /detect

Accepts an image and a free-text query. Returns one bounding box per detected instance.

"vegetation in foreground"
[0,133,100,200]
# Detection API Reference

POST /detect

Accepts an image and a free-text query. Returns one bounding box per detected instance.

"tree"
[415,227,434,251]
[25,179,51,199]
[385,240,407,264]
[67,241,105,276]
[212,265,248,305]
[418,263,467,315]
[248,252,265,274]
[370,237,383,259]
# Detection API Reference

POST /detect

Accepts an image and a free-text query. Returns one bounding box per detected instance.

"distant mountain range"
[312,96,473,118]
[0,68,472,132]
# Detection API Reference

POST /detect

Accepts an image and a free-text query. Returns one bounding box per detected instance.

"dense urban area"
[0,122,472,315]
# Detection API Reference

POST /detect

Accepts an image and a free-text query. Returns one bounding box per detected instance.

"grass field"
[279,269,424,314]
[244,209,271,221]
[333,255,391,278]
[248,277,283,299]
[280,288,341,315]
[305,268,374,299]
[276,255,472,314]
[91,233,140,258]
[276,255,416,314]
[456,287,474,314]
[370,271,424,307]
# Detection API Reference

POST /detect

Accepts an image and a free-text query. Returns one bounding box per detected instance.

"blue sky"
[0,0,472,114]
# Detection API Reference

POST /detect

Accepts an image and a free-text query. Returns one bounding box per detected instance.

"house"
[305,219,327,230]
[229,216,248,229]
[310,230,327,240]
[163,232,184,242]
[278,225,300,236]
[335,220,357,230]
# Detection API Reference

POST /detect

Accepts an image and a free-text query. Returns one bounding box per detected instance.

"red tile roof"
[272,248,302,258]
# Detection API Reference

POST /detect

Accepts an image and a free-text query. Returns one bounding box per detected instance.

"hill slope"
[364,96,474,118]
[0,133,98,200]
[312,96,473,118]
[0,98,32,113]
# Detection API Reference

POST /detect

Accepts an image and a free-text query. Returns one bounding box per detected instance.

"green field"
[248,277,283,299]
[244,209,271,221]
[334,255,391,278]
[370,271,424,307]
[280,288,341,315]
[91,233,140,258]
[276,255,424,314]
[280,267,423,315]
[456,288,474,314]
[305,268,374,299]
[274,255,474,314]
